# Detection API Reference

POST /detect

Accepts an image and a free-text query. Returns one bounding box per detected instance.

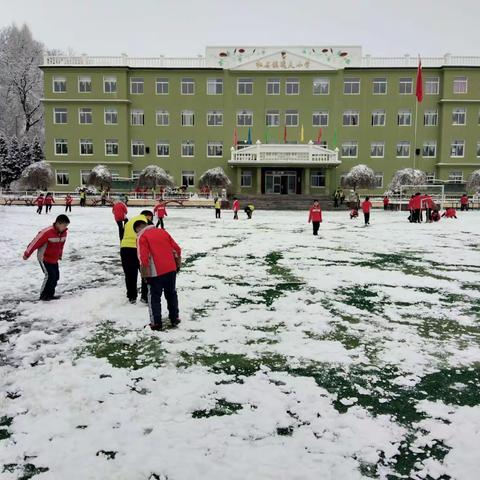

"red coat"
[408,198,414,210]
[137,225,181,277]
[35,196,44,207]
[233,199,240,211]
[445,208,457,218]
[112,201,128,221]
[383,197,389,205]
[154,203,167,218]
[361,200,372,213]
[24,225,68,263]
[44,196,55,205]
[308,206,322,222]
[460,196,469,205]
[65,195,73,205]
[411,195,422,210]
[424,196,435,209]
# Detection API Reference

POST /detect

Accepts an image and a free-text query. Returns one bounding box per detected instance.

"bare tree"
[341,164,376,191]
[0,24,44,138]
[19,160,53,190]
[137,165,174,189]
[467,169,480,192]
[198,167,232,189]
[87,165,112,190]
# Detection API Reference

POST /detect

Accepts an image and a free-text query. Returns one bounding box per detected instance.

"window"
[424,110,438,126]
[237,110,253,126]
[373,77,387,94]
[78,76,91,93]
[131,140,145,156]
[105,139,119,156]
[104,76,117,93]
[448,171,463,183]
[56,170,69,185]
[452,108,466,125]
[79,107,92,124]
[341,141,358,158]
[241,170,252,187]
[374,172,384,188]
[156,77,169,95]
[207,78,223,95]
[53,77,66,93]
[267,78,280,95]
[104,108,118,125]
[313,77,329,95]
[371,110,386,126]
[396,141,410,158]
[344,77,360,94]
[131,109,144,125]
[237,78,253,95]
[266,110,280,126]
[207,110,223,126]
[130,77,144,94]
[181,141,194,157]
[450,139,465,157]
[285,78,299,95]
[181,110,194,126]
[156,110,169,126]
[156,141,170,157]
[425,77,440,95]
[398,110,412,126]
[54,108,67,124]
[80,139,93,155]
[80,170,91,185]
[343,110,359,126]
[399,77,413,94]
[453,77,468,94]
[422,141,437,157]
[207,141,223,157]
[285,110,298,127]
[426,172,435,184]
[312,110,328,127]
[310,169,326,187]
[182,170,195,187]
[370,142,385,158]
[54,138,68,155]
[181,77,195,95]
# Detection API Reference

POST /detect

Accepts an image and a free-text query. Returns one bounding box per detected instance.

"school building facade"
[40,46,480,195]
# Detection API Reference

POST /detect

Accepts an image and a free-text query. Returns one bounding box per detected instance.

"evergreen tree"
[31,137,44,162]
[0,135,7,189]
[1,136,21,188]
[19,138,32,171]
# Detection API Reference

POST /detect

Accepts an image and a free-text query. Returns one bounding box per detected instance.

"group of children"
[407,192,464,223]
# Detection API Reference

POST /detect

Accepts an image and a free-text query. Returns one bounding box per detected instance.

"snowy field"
[0,205,479,480]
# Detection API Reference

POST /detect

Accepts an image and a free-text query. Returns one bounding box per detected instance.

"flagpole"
[413,99,418,170]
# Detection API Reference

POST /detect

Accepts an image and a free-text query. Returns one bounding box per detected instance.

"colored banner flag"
[316,127,323,144]
[233,127,238,147]
[300,124,304,142]
[283,126,287,144]
[247,127,252,144]
[416,58,423,103]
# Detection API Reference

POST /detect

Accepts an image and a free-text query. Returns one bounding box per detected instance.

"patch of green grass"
[0,416,12,441]
[192,398,243,418]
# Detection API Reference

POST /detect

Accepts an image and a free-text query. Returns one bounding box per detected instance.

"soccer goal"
[399,184,445,210]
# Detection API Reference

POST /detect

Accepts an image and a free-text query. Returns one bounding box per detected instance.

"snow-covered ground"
[0,205,479,480]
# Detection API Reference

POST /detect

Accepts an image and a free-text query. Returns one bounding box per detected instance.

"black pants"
[334,198,339,207]
[117,220,126,240]
[39,261,59,300]
[147,271,179,325]
[156,218,164,229]
[233,210,238,219]
[414,209,421,223]
[36,206,43,214]
[364,212,370,225]
[45,204,52,213]
[80,198,86,207]
[120,248,148,302]
[65,204,72,212]
[425,208,432,222]
[312,221,320,235]
[215,208,221,219]
[245,208,252,219]
[461,204,468,211]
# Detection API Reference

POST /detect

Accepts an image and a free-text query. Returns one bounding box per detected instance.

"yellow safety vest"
[120,214,148,248]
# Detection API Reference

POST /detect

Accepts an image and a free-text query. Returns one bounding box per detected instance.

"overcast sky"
[1,0,479,58]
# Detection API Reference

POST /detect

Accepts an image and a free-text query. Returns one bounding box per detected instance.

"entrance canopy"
[228,141,341,167]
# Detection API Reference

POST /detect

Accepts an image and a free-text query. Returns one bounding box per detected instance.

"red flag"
[316,127,323,144]
[415,59,423,103]
[233,127,238,147]
[283,126,287,144]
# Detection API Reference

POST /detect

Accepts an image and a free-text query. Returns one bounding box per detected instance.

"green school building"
[40,46,480,196]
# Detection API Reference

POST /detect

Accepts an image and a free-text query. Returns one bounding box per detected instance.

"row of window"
[52,75,471,95]
[52,137,479,159]
[52,106,474,128]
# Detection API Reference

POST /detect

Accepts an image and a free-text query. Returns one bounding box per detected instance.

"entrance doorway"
[265,171,297,194]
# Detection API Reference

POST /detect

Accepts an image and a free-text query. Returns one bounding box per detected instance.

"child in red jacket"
[442,207,458,219]
[361,196,372,225]
[153,201,168,229]
[112,200,128,240]
[65,194,73,213]
[44,192,55,213]
[23,214,70,301]
[34,193,44,214]
[308,200,323,236]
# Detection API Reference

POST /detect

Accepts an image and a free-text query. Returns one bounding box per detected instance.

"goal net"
[399,184,445,210]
